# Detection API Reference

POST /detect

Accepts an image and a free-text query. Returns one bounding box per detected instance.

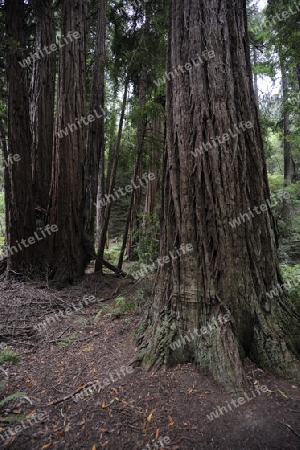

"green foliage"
[94,295,137,321]
[0,390,26,409]
[0,349,20,365]
[133,213,159,264]
[0,381,27,423]
[281,264,300,310]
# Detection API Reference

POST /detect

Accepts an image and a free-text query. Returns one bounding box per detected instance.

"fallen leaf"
[26,410,36,417]
[155,429,160,439]
[147,412,153,422]
[278,389,288,398]
[92,445,97,450]
[12,409,21,414]
[56,431,65,437]
[98,427,107,433]
[111,388,118,394]
[168,416,175,427]
[101,401,107,409]
[199,393,206,397]
[102,441,109,447]
[291,385,297,389]
[41,444,51,449]
[65,424,71,432]
[77,384,84,390]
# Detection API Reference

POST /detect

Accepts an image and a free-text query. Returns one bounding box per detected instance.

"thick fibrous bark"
[30,0,56,211]
[134,0,300,390]
[5,0,35,271]
[48,0,87,284]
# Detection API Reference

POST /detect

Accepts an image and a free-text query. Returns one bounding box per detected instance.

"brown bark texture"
[48,0,87,284]
[30,0,56,211]
[84,0,106,258]
[134,0,300,390]
[5,0,36,271]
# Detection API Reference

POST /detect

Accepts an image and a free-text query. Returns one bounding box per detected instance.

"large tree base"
[133,293,300,391]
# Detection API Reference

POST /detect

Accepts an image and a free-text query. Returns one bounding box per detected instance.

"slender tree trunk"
[134,0,300,390]
[127,65,148,260]
[118,138,144,270]
[296,64,300,90]
[30,0,56,211]
[253,46,259,106]
[84,0,106,258]
[95,79,128,272]
[280,55,292,185]
[48,0,87,284]
[5,0,35,271]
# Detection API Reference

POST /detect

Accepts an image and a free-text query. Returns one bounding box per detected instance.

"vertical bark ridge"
[133,0,300,390]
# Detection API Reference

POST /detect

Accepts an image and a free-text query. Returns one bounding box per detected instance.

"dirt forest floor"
[0,273,299,450]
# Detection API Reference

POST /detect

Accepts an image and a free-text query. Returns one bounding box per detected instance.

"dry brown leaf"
[56,431,65,437]
[155,429,160,439]
[101,401,107,409]
[168,416,175,427]
[12,409,21,414]
[98,427,107,433]
[77,384,84,390]
[111,388,118,394]
[41,444,51,449]
[102,441,109,447]
[26,410,36,417]
[65,424,71,432]
[92,445,97,450]
[147,412,153,422]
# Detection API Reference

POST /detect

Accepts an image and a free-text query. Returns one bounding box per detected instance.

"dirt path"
[0,274,299,449]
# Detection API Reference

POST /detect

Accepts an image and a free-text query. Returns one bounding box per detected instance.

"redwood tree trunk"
[48,0,87,284]
[5,0,35,271]
[134,0,300,390]
[30,0,56,211]
[84,0,106,257]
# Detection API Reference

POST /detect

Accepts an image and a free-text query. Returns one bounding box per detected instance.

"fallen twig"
[46,381,97,407]
[285,423,300,438]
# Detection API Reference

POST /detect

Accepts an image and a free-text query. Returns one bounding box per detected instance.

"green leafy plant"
[0,381,27,423]
[94,296,137,321]
[132,213,160,264]
[281,264,300,311]
[0,349,20,365]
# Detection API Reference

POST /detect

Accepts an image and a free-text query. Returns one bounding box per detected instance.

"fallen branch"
[91,253,130,278]
[46,381,97,407]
